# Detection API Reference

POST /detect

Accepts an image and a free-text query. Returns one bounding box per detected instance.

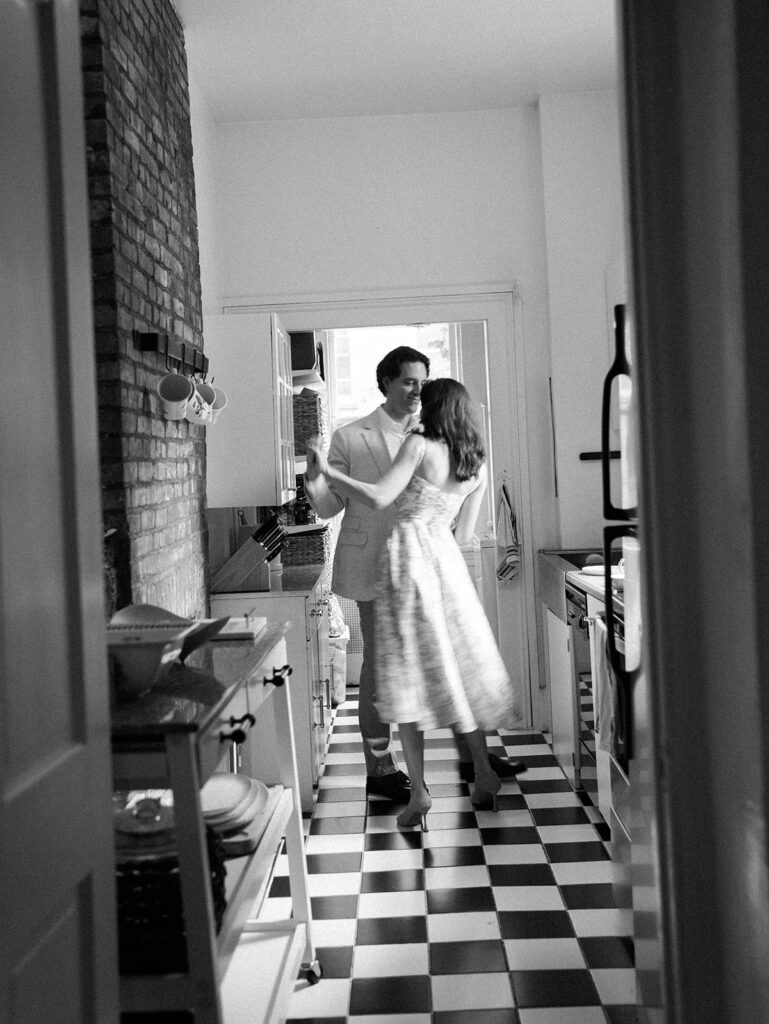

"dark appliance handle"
[603,523,638,765]
[601,304,637,520]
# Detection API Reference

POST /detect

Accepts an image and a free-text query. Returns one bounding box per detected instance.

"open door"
[0,3,118,1021]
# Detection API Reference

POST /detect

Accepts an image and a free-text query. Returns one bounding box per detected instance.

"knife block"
[237,557,271,592]
[210,539,271,593]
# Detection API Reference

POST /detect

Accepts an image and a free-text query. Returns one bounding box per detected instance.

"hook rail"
[133,330,209,377]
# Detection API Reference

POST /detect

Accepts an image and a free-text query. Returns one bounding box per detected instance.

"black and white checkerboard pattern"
[262,696,638,1023]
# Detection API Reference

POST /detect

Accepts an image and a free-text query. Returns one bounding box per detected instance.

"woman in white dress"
[308,379,520,830]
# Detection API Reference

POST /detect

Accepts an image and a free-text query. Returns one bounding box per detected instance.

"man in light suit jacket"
[305,346,525,803]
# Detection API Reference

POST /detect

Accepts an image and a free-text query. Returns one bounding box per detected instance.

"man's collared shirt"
[374,405,420,461]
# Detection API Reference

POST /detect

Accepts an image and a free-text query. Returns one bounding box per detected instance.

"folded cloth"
[496,482,520,581]
[591,615,615,752]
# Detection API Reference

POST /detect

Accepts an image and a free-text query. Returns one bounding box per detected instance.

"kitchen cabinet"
[111,626,320,1024]
[210,567,331,812]
[544,605,581,786]
[205,311,296,507]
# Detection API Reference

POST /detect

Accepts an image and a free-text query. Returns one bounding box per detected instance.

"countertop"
[212,563,326,599]
[111,620,289,737]
[567,569,625,612]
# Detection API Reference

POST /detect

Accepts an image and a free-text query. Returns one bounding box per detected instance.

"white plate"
[211,780,270,831]
[581,565,624,579]
[200,773,253,818]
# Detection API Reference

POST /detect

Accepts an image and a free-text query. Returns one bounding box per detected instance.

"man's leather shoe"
[459,754,527,780]
[366,769,411,803]
[488,753,527,777]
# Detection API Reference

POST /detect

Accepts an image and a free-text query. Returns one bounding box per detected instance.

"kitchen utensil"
[253,514,280,543]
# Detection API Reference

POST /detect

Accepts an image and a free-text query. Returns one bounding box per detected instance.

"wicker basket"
[292,389,328,454]
[282,526,331,567]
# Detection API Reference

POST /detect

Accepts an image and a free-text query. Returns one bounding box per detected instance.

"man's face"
[382,361,429,418]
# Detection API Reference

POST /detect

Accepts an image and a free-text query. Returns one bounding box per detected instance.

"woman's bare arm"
[452,463,488,546]
[309,433,423,510]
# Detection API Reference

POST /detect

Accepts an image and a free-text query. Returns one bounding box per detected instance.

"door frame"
[222,287,539,725]
[619,1,769,1020]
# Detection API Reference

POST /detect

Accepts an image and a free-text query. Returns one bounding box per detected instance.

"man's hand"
[305,438,321,481]
[304,435,344,520]
[306,435,330,477]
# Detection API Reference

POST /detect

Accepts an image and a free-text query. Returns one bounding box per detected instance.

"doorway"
[227,290,539,727]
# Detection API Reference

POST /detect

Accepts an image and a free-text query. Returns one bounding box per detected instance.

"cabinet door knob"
[220,727,247,744]
[264,664,292,687]
[229,713,256,728]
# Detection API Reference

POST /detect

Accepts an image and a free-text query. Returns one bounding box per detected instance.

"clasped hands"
[305,435,330,481]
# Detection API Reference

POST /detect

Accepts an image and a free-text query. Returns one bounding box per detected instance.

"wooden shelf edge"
[220,923,307,1024]
[217,787,293,970]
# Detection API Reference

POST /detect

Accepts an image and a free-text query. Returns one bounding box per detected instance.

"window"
[321,323,455,430]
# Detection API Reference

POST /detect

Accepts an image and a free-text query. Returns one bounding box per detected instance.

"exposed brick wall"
[81,0,209,619]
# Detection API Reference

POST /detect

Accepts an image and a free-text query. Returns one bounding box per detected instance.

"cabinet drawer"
[197,693,248,782]
[197,637,289,783]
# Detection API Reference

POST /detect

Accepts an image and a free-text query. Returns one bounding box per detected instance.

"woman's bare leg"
[395,722,431,827]
[458,728,501,809]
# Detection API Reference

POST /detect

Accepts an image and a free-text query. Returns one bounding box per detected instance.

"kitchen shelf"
[111,625,319,1023]
[221,926,308,1024]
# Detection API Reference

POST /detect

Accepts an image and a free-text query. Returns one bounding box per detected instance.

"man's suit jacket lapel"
[360,414,393,476]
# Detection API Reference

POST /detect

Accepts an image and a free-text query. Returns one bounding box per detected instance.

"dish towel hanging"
[496,480,520,581]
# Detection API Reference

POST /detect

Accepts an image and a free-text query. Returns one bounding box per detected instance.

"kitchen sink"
[538,547,619,621]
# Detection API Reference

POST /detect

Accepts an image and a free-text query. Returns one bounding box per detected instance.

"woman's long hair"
[417,378,485,481]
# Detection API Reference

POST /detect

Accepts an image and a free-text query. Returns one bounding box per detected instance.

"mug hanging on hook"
[186,371,216,425]
[210,383,228,423]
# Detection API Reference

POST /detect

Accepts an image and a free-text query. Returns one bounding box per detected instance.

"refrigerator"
[601,303,664,1022]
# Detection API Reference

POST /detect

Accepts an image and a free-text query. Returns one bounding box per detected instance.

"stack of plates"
[200,773,269,834]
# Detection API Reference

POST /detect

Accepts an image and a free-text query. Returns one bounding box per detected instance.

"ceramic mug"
[209,385,228,423]
[157,372,194,420]
[185,378,215,425]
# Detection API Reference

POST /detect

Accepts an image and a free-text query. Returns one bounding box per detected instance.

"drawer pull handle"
[229,713,255,728]
[219,713,255,745]
[265,664,292,687]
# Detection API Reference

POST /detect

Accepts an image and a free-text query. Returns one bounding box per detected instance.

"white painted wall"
[540,90,626,547]
[210,109,539,302]
[189,80,221,319]
[196,106,557,533]
[190,93,625,728]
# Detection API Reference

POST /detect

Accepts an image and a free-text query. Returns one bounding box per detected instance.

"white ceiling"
[174,0,619,124]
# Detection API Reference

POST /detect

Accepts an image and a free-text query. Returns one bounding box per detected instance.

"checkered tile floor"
[263,694,638,1023]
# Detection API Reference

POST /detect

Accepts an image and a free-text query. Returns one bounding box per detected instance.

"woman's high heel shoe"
[471,770,501,812]
[397,793,432,831]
